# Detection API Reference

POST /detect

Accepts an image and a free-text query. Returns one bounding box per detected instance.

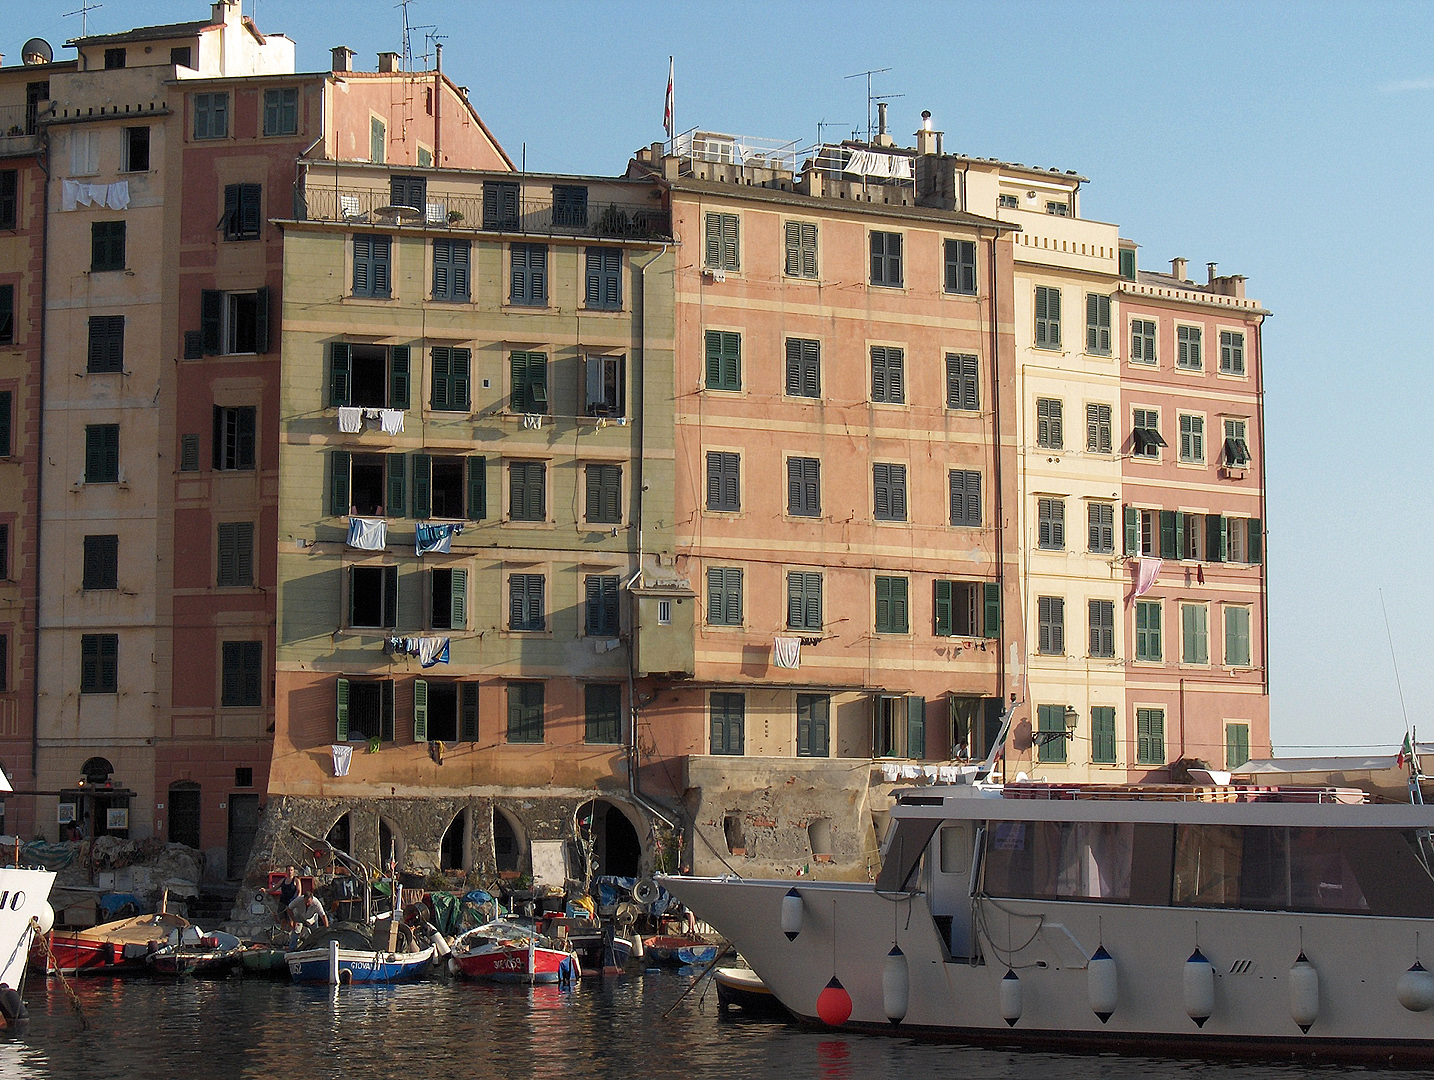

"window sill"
[501,303,556,314]
[581,306,625,315]
[503,518,554,529]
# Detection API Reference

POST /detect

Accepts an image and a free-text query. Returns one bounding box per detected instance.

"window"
[508,461,546,522]
[1091,706,1117,764]
[0,523,7,580]
[1220,331,1245,375]
[213,406,256,471]
[193,92,229,140]
[874,694,925,759]
[430,347,471,412]
[1086,294,1112,354]
[1181,513,1203,560]
[1046,201,1069,217]
[785,338,820,398]
[1089,599,1115,658]
[1136,708,1165,765]
[510,350,548,414]
[1036,704,1068,763]
[949,470,981,528]
[1135,600,1162,662]
[870,231,903,287]
[263,87,299,136]
[217,522,254,587]
[80,634,118,693]
[483,181,519,230]
[370,117,386,163]
[706,452,740,513]
[1037,497,1065,550]
[870,346,905,404]
[510,243,548,306]
[1132,408,1165,457]
[710,692,745,755]
[221,183,262,241]
[1225,606,1252,667]
[1036,398,1063,449]
[785,221,818,278]
[180,435,200,472]
[583,574,621,636]
[999,193,1019,209]
[1088,502,1114,553]
[706,567,743,626]
[585,247,621,309]
[1177,325,1202,370]
[705,331,741,391]
[350,565,398,628]
[104,48,126,70]
[1131,319,1156,364]
[336,678,395,743]
[412,454,485,520]
[198,289,270,356]
[1226,723,1251,769]
[585,683,622,744]
[507,682,544,743]
[1037,596,1064,655]
[1034,286,1061,348]
[332,450,399,521]
[1179,414,1205,463]
[430,568,468,630]
[414,680,475,743]
[585,463,622,524]
[1182,603,1209,664]
[585,353,625,417]
[787,571,822,632]
[123,126,149,172]
[787,457,820,518]
[1086,403,1112,454]
[874,575,909,634]
[934,580,998,638]
[82,534,118,591]
[329,343,409,409]
[509,573,546,631]
[221,641,263,707]
[797,694,830,757]
[0,285,10,346]
[389,175,426,211]
[85,424,120,483]
[171,47,192,68]
[946,354,979,411]
[432,239,471,301]
[1119,249,1136,281]
[1223,419,1251,467]
[0,390,8,456]
[945,239,977,295]
[352,234,391,298]
[92,221,125,272]
[552,184,588,227]
[873,463,907,522]
[704,212,739,272]
[657,600,671,624]
[71,131,98,176]
[87,315,124,373]
[1135,508,1157,556]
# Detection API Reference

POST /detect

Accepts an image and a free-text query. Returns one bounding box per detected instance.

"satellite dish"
[22,38,54,65]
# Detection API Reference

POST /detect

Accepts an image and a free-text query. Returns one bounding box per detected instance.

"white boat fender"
[1398,961,1434,1012]
[447,956,460,977]
[1087,945,1117,1023]
[430,929,451,959]
[882,945,908,1025]
[327,939,341,987]
[1183,948,1215,1028]
[781,888,803,941]
[1289,953,1318,1033]
[36,903,54,936]
[999,968,1021,1027]
[629,932,644,960]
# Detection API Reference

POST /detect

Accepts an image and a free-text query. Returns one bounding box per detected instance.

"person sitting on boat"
[285,883,329,933]
[275,866,299,910]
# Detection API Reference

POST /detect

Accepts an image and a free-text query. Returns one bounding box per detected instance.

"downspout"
[1255,315,1269,705]
[986,228,1007,721]
[31,135,51,783]
[433,43,442,166]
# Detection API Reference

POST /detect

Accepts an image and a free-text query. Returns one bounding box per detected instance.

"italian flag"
[1398,733,1414,769]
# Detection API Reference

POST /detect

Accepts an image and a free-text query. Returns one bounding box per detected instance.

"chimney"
[1207,262,1218,286]
[1170,257,1188,281]
[915,110,938,156]
[331,45,354,73]
[213,0,240,23]
[377,51,400,73]
[875,101,894,147]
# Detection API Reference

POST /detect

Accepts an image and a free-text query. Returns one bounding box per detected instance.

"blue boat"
[286,944,434,985]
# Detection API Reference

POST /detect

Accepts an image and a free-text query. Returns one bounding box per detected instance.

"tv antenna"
[844,67,894,144]
[419,28,446,69]
[396,0,430,69]
[63,0,103,38]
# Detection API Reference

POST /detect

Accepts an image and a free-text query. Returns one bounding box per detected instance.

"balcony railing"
[300,185,672,241]
[0,103,41,156]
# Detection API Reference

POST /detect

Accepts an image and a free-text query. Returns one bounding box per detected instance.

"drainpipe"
[31,135,51,785]
[986,229,1007,715]
[1255,315,1269,705]
[433,43,442,166]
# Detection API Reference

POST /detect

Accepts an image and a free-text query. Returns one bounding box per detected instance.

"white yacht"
[662,776,1434,1063]
[0,769,55,992]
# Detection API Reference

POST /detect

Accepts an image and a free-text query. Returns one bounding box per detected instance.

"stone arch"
[491,805,527,877]
[576,798,646,879]
[81,757,115,784]
[377,815,406,869]
[440,807,469,872]
[326,811,352,855]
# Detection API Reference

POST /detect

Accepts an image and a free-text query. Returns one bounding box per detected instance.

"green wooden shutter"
[0,391,10,458]
[893,577,908,632]
[413,678,428,742]
[1206,514,1226,563]
[449,568,467,629]
[431,348,450,409]
[983,582,1001,638]
[200,289,222,354]
[381,680,395,741]
[254,286,270,354]
[1248,518,1262,564]
[452,348,470,410]
[330,343,351,407]
[934,579,953,636]
[1159,510,1177,559]
[387,453,406,517]
[383,566,398,628]
[412,454,432,518]
[460,682,479,741]
[784,222,800,277]
[875,576,890,631]
[467,456,486,521]
[330,449,350,516]
[335,677,350,741]
[704,212,721,268]
[389,345,410,409]
[1124,505,1138,555]
[906,696,926,760]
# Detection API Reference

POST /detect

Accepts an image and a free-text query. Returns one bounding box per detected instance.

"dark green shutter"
[704,212,721,267]
[934,579,953,636]
[381,680,395,741]
[893,577,908,632]
[412,453,431,519]
[389,345,410,409]
[784,222,800,277]
[460,683,479,741]
[1124,505,1138,555]
[432,348,451,409]
[1174,511,1185,557]
[0,390,10,457]
[329,343,351,407]
[200,289,222,354]
[983,582,1001,638]
[387,453,406,517]
[1159,510,1177,559]
[413,678,428,742]
[450,568,467,629]
[452,348,470,409]
[330,449,350,516]
[467,456,486,521]
[254,286,270,353]
[906,696,926,760]
[1206,514,1226,563]
[875,575,890,631]
[383,566,398,628]
[1248,518,1262,564]
[335,677,350,741]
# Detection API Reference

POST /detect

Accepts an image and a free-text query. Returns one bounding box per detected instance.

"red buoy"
[816,974,852,1026]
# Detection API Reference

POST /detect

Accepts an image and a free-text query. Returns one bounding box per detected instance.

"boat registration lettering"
[991,822,1026,851]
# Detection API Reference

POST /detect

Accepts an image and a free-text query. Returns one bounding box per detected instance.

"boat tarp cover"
[875,817,941,892]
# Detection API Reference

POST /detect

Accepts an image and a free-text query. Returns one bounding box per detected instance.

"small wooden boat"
[451,922,580,984]
[715,966,788,1018]
[146,930,245,977]
[37,912,191,975]
[286,925,435,985]
[643,934,719,966]
[240,946,291,979]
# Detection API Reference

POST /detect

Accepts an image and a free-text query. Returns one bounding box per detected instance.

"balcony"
[0,104,42,158]
[300,185,672,242]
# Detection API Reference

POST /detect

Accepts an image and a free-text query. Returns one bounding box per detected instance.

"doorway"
[227,793,261,879]
[577,799,642,879]
[168,782,201,849]
[440,809,468,871]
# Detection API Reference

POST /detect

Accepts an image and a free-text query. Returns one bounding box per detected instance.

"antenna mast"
[63,0,103,38]
[844,67,891,144]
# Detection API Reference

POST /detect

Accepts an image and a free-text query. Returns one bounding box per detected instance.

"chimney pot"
[331,45,354,73]
[377,51,400,73]
[1171,257,1188,281]
[1207,261,1218,286]
[921,110,933,130]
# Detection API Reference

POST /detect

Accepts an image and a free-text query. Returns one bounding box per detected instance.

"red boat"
[450,922,579,984]
[34,912,191,975]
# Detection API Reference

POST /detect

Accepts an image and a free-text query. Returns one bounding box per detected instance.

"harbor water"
[2,971,1429,1080]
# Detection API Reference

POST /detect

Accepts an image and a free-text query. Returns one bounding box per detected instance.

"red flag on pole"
[664,56,674,141]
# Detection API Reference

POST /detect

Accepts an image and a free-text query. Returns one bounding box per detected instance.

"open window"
[431,568,467,630]
[200,288,270,355]
[330,343,410,409]
[873,694,925,760]
[584,353,625,416]
[335,677,394,742]
[331,451,404,517]
[412,454,485,521]
[349,565,397,628]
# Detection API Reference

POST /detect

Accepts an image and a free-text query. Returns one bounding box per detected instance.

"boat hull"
[643,935,718,966]
[453,943,577,984]
[0,867,55,986]
[286,946,434,985]
[715,967,788,1018]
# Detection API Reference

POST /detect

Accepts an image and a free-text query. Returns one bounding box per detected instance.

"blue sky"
[11,1,1434,755]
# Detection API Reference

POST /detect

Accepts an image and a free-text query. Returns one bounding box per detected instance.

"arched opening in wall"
[492,807,524,876]
[377,816,406,870]
[807,818,833,863]
[326,813,351,855]
[723,814,746,856]
[81,757,114,785]
[576,799,643,879]
[440,809,468,872]
[167,782,201,850]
